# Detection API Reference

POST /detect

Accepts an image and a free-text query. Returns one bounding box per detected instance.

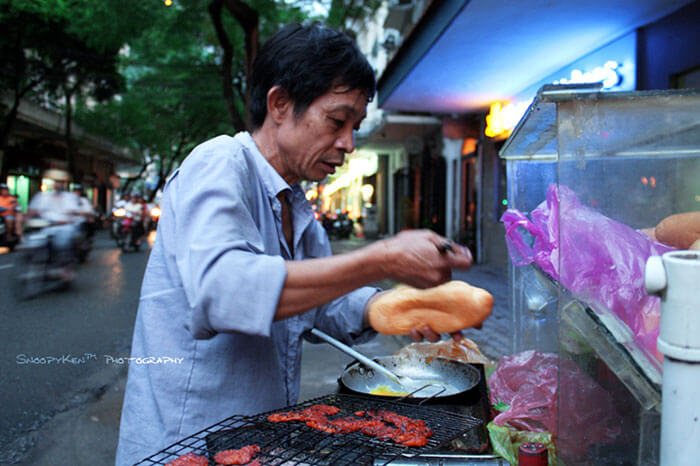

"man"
[116,24,473,465]
[72,184,95,237]
[26,180,81,278]
[0,183,21,242]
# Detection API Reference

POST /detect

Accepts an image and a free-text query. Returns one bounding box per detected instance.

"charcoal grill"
[135,393,482,465]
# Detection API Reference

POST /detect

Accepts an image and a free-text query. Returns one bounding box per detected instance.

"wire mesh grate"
[135,393,483,465]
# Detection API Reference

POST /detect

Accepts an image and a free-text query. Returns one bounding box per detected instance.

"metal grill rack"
[136,393,483,465]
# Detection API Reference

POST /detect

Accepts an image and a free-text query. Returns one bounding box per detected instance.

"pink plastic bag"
[488,351,558,433]
[488,351,622,457]
[501,184,673,363]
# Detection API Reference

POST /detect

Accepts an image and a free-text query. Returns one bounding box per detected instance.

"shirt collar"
[235,131,291,200]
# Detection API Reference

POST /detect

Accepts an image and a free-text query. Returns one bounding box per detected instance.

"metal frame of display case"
[499,84,700,465]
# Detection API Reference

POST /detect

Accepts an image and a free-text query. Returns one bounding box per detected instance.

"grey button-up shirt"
[116,133,377,465]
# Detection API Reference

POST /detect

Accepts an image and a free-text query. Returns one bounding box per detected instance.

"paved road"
[0,234,510,465]
[0,229,151,464]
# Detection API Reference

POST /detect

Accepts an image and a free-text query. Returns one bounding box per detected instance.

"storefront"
[359,113,444,237]
[1,97,132,216]
[373,0,699,266]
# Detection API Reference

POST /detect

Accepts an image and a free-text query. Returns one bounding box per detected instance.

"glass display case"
[499,84,700,465]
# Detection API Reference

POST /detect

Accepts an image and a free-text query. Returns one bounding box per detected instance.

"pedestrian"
[116,23,473,465]
[0,182,22,243]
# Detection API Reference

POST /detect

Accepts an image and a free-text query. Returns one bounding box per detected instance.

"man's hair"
[248,23,376,131]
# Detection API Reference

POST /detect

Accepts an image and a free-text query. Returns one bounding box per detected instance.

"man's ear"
[267,86,292,124]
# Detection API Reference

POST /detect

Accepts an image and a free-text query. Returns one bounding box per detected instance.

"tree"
[0,0,156,177]
[76,0,384,199]
[77,2,231,201]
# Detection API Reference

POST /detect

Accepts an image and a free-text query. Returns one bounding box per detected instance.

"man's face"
[276,86,367,184]
[0,188,8,196]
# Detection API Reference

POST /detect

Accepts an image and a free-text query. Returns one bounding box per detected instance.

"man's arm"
[276,230,473,320]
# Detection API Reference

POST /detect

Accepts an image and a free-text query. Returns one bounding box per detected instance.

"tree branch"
[208,0,246,131]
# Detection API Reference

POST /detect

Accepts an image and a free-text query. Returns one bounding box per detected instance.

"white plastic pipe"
[645,251,700,466]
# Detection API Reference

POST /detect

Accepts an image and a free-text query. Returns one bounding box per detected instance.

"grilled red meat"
[165,452,208,466]
[267,411,307,422]
[395,432,430,447]
[268,404,339,423]
[304,404,340,416]
[328,416,366,433]
[213,445,261,465]
[267,405,433,447]
[358,409,433,446]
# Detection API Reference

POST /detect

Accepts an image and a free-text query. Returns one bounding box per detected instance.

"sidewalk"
[17,237,511,466]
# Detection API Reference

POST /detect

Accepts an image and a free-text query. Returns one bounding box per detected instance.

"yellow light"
[114,208,126,217]
[485,100,530,139]
[485,103,504,138]
[305,189,318,201]
[150,206,162,217]
[164,0,173,6]
[40,184,47,192]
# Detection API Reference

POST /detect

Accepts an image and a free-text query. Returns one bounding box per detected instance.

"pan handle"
[397,383,447,405]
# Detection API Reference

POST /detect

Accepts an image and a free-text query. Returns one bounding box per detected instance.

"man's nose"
[335,126,355,154]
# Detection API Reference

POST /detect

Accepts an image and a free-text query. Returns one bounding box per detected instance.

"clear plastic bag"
[501,184,673,363]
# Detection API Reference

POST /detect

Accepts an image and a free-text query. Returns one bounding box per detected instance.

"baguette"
[368,280,493,335]
[654,211,700,249]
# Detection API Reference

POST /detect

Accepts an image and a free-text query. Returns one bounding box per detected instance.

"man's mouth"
[322,162,341,174]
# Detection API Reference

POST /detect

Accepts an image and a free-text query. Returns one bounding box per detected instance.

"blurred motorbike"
[148,204,161,231]
[14,218,75,299]
[73,217,93,263]
[112,207,145,252]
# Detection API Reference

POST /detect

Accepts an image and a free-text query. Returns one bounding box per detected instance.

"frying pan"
[339,353,481,401]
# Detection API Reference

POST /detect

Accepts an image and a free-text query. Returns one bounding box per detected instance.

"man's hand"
[409,326,468,343]
[375,230,473,288]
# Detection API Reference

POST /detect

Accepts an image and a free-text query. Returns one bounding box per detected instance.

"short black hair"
[248,23,376,131]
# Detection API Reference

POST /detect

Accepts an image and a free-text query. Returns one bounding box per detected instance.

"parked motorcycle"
[112,207,145,252]
[321,210,354,239]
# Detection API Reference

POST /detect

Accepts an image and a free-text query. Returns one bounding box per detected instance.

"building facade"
[355,0,700,265]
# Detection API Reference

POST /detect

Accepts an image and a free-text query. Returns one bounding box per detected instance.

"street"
[0,229,148,464]
[0,233,509,465]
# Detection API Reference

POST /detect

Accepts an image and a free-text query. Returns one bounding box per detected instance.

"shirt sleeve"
[310,286,379,346]
[168,139,287,339]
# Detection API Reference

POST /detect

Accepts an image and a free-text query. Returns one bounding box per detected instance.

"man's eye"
[329,117,344,128]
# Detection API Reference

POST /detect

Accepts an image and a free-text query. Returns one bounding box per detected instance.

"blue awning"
[377,0,694,114]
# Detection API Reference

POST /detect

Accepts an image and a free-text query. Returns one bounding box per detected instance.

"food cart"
[498,84,700,465]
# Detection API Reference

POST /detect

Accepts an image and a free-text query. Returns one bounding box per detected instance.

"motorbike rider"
[26,181,81,279]
[122,193,147,246]
[115,192,131,209]
[72,184,95,238]
[0,183,22,243]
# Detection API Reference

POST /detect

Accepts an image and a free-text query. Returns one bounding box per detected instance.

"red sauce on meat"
[213,445,261,465]
[267,404,433,447]
[165,452,209,466]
